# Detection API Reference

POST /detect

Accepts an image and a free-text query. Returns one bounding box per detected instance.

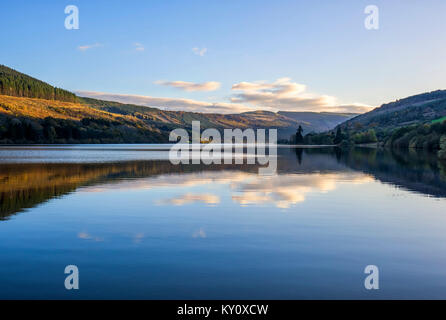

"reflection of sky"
[2,163,446,299]
[2,147,446,299]
[80,171,374,208]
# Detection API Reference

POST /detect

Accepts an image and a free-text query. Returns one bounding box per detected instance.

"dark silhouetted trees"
[295,125,304,144]
[333,127,343,144]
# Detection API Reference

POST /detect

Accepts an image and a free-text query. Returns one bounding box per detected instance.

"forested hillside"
[0,95,166,143]
[299,90,446,159]
[0,65,77,102]
[80,97,350,140]
[341,90,446,132]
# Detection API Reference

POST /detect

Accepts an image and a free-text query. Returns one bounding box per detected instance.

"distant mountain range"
[0,65,358,143]
[278,111,358,132]
[80,97,358,140]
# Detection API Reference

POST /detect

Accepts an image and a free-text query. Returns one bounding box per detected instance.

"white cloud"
[155,80,221,92]
[134,42,144,51]
[78,170,373,209]
[77,231,104,242]
[231,78,373,113]
[231,173,374,208]
[76,90,252,114]
[192,47,207,56]
[158,193,220,206]
[78,43,103,51]
[76,77,373,114]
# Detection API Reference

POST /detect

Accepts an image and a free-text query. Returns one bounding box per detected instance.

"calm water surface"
[0,145,446,299]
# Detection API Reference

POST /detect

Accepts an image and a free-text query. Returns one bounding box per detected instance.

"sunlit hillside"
[0,95,166,143]
[0,94,358,143]
[0,95,146,123]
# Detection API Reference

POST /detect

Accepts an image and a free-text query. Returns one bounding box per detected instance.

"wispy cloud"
[76,90,251,114]
[231,173,373,208]
[78,43,103,51]
[77,231,104,242]
[155,80,221,92]
[77,170,372,209]
[157,193,220,206]
[231,78,373,113]
[134,42,144,51]
[192,228,207,239]
[192,47,207,56]
[76,77,373,114]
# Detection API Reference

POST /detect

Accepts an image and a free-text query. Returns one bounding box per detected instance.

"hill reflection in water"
[1,146,445,220]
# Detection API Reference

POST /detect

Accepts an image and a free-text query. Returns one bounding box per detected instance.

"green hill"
[0,65,77,102]
[341,90,446,132]
[302,91,446,158]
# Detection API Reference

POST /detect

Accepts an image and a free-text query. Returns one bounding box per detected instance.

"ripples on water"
[0,145,445,299]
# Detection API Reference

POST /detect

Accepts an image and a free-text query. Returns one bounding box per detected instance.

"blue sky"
[1,0,445,113]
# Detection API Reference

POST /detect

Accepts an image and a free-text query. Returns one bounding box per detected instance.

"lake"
[0,145,446,299]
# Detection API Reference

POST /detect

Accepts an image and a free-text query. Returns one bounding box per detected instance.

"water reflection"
[1,145,446,299]
[334,147,446,197]
[1,146,445,220]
